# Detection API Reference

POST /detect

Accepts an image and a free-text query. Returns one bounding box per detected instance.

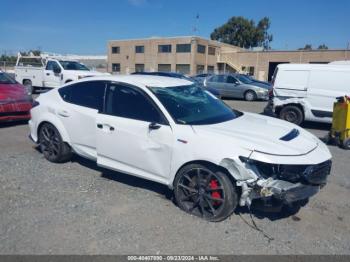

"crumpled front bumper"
[236,158,331,207]
[259,179,320,204]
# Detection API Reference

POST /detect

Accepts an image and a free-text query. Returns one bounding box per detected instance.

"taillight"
[32,100,40,108]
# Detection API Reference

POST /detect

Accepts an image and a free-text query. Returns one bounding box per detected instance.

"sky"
[1,0,349,55]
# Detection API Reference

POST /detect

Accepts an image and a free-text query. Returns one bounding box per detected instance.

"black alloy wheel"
[39,123,72,163]
[174,164,237,222]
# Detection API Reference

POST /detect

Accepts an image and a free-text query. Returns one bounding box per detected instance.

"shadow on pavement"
[72,155,173,199]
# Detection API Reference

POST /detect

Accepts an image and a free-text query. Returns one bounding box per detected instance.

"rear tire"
[174,163,238,222]
[342,138,350,150]
[39,123,72,163]
[244,90,257,101]
[279,105,304,125]
[23,80,33,95]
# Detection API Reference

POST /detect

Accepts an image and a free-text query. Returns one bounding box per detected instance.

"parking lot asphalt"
[1,99,350,255]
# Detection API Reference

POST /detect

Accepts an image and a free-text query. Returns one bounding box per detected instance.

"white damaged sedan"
[29,75,332,221]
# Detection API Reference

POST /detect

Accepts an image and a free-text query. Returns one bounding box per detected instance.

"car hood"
[0,83,29,101]
[248,82,271,89]
[192,113,318,156]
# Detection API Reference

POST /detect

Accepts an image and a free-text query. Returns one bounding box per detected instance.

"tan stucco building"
[107,36,349,81]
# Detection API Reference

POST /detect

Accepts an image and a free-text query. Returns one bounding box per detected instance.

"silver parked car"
[203,74,271,101]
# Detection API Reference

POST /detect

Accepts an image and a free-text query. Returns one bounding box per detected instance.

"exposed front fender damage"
[219,156,328,208]
[219,158,257,181]
[219,158,259,206]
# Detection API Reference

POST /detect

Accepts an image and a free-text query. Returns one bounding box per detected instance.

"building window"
[135,45,144,53]
[158,45,172,53]
[197,44,206,54]
[111,46,120,54]
[135,64,145,72]
[207,65,215,73]
[112,63,120,73]
[242,66,255,76]
[208,46,216,55]
[176,64,190,75]
[176,44,191,53]
[158,64,171,72]
[196,65,205,74]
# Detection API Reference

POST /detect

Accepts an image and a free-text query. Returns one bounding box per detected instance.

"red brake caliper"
[209,179,221,206]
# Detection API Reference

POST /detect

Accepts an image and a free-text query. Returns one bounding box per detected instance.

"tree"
[210,16,273,49]
[318,44,328,50]
[298,44,312,50]
[257,17,273,50]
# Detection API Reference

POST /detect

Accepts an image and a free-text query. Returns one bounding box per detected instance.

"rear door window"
[58,81,106,111]
[209,75,226,83]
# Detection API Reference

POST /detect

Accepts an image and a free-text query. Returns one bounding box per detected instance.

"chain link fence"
[0,61,16,72]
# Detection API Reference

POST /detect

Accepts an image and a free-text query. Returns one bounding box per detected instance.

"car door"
[224,75,241,98]
[206,75,227,96]
[96,82,174,183]
[57,81,107,159]
[44,61,62,88]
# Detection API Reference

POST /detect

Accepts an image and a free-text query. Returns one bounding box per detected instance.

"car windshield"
[59,61,90,71]
[237,75,253,84]
[0,73,17,84]
[150,84,242,125]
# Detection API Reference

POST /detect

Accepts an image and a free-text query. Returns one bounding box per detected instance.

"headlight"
[239,156,303,183]
[239,156,331,185]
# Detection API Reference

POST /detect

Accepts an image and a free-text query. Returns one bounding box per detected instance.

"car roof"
[74,74,193,88]
[277,63,350,71]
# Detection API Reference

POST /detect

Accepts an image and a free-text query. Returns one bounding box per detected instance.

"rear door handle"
[97,124,103,129]
[57,110,70,117]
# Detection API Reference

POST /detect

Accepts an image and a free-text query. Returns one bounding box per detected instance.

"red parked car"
[0,71,32,122]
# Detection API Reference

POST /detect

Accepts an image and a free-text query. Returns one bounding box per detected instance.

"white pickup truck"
[14,54,108,92]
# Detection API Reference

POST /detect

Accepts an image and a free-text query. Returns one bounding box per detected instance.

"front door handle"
[97,123,115,131]
[46,73,50,76]
[149,122,161,130]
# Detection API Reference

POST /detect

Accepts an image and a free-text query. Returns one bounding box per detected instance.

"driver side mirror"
[53,67,61,74]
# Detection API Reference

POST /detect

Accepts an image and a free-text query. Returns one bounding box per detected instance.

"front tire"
[174,163,238,222]
[39,123,72,163]
[279,105,304,125]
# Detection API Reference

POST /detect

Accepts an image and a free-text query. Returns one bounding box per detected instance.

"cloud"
[128,0,147,7]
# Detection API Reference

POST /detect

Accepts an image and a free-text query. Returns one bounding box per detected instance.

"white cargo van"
[265,63,350,125]
[14,54,108,92]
